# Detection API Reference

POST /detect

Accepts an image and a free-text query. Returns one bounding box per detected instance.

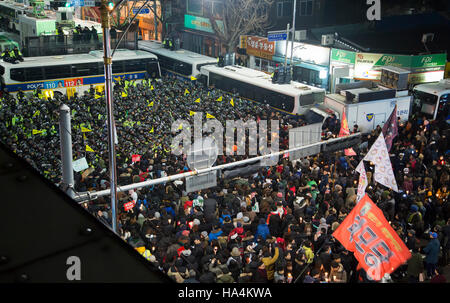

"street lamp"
[100,0,119,233]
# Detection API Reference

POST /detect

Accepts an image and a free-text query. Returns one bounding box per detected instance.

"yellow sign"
[216,96,222,101]
[206,113,215,119]
[194,98,200,103]
[85,145,95,152]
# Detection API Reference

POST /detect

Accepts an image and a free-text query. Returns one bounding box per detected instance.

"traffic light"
[107,0,114,10]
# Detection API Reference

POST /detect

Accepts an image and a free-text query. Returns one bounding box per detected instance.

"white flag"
[363,133,398,192]
[355,161,368,202]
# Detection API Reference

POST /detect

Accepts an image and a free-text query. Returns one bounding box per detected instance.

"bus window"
[112,61,124,73]
[0,64,4,76]
[173,61,192,76]
[413,90,438,119]
[124,60,142,72]
[10,68,26,81]
[26,67,44,81]
[74,63,99,76]
[44,65,72,80]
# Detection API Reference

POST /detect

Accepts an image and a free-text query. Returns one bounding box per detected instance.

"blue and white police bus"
[138,40,217,80]
[200,64,326,115]
[0,49,160,96]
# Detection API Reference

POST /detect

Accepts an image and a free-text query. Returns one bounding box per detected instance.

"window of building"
[299,0,313,16]
[277,1,292,18]
[186,0,203,15]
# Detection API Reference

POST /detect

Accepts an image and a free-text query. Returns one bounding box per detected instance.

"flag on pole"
[150,127,154,133]
[32,129,43,135]
[382,105,398,152]
[85,145,95,152]
[332,194,411,281]
[364,133,398,192]
[339,109,356,156]
[206,113,215,119]
[94,94,101,99]
[184,89,190,95]
[230,98,234,107]
[81,126,92,132]
[190,76,197,81]
[355,161,368,203]
[148,101,154,107]
[194,98,201,103]
[189,111,196,116]
[216,96,222,101]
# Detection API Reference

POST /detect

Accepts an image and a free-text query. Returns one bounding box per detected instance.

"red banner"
[332,194,411,280]
[339,109,356,156]
[124,200,136,211]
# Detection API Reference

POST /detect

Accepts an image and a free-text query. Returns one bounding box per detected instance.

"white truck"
[319,81,412,133]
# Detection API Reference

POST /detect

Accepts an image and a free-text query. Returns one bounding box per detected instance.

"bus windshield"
[413,90,438,118]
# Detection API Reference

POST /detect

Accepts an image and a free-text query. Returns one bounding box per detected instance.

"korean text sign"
[332,194,411,280]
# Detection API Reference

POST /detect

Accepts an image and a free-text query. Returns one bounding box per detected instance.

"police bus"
[199,64,325,115]
[0,1,28,33]
[412,79,450,121]
[138,40,217,80]
[0,49,160,96]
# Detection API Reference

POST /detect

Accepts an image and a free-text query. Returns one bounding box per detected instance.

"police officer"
[11,46,24,62]
[1,47,17,64]
[73,25,80,41]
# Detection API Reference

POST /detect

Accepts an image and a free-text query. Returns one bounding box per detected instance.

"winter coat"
[423,238,440,264]
[216,273,235,283]
[253,222,270,241]
[329,263,347,283]
[407,252,424,277]
[261,247,280,281]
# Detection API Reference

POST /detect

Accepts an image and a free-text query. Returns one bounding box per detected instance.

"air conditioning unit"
[379,66,410,91]
[321,34,334,46]
[295,30,307,41]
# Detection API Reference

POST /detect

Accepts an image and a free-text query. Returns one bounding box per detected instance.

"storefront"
[353,52,446,86]
[181,14,223,58]
[329,48,357,93]
[273,41,330,90]
[245,36,276,74]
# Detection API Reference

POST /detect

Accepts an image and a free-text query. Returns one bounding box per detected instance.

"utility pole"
[290,0,297,77]
[153,0,158,40]
[100,0,119,234]
[59,104,75,199]
[284,23,290,68]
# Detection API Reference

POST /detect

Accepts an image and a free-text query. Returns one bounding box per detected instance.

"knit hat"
[182,230,190,237]
[231,247,240,257]
[201,231,208,238]
[430,232,438,239]
[193,218,201,226]
[243,216,250,223]
[236,212,243,219]
[410,205,419,212]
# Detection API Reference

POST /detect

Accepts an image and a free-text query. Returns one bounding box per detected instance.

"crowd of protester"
[0,74,449,283]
